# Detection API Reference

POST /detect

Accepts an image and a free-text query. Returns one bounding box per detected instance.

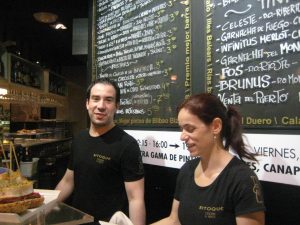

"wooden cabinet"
[0,52,69,122]
[0,52,86,138]
[44,70,68,96]
[9,53,44,89]
[0,52,68,101]
[1,52,68,97]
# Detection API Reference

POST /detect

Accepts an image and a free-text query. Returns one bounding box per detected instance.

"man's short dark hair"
[86,78,120,104]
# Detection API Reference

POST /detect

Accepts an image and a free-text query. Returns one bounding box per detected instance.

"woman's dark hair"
[177,93,257,161]
[86,78,120,104]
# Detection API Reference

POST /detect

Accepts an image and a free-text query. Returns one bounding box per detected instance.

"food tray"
[0,189,60,223]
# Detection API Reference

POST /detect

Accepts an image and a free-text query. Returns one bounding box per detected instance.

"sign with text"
[245,133,300,186]
[127,130,300,186]
[205,0,300,128]
[94,0,192,127]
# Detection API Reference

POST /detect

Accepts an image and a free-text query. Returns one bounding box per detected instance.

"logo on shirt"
[251,176,264,204]
[93,153,111,164]
[198,205,224,219]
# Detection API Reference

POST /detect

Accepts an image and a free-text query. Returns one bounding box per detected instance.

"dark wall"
[144,165,178,223]
[261,181,300,225]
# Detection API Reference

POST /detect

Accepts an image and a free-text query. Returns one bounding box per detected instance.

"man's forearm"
[129,200,146,225]
[55,180,73,202]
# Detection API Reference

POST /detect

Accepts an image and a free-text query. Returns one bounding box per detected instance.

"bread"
[0,181,33,200]
[0,171,44,214]
[0,199,31,213]
[0,171,33,199]
[27,195,45,209]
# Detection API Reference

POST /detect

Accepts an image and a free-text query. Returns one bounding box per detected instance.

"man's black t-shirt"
[68,126,144,222]
[175,157,265,225]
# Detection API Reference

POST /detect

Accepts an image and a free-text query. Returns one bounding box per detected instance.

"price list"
[206,0,300,128]
[95,0,191,127]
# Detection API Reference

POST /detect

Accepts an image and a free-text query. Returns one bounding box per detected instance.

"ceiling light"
[33,12,58,24]
[51,23,67,30]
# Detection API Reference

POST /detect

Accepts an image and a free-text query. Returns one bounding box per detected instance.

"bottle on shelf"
[0,59,4,78]
[11,61,21,83]
[0,48,5,78]
[0,146,3,167]
[22,147,32,162]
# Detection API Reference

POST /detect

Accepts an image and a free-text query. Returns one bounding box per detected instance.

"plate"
[0,189,61,223]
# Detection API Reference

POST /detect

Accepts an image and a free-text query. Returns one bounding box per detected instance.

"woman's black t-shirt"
[175,157,265,225]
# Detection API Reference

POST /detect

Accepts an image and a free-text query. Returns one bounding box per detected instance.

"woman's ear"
[211,117,222,135]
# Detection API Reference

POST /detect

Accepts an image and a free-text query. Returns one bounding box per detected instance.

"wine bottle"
[12,61,20,83]
[0,60,4,77]
[22,147,32,162]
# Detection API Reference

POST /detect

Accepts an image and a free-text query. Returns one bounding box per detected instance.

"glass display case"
[1,202,94,225]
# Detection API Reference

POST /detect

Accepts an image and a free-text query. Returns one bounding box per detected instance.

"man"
[56,78,145,225]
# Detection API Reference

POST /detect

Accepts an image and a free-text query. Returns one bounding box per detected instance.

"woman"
[151,93,265,225]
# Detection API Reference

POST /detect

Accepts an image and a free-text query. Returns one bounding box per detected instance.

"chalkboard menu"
[94,0,191,127]
[205,0,300,128]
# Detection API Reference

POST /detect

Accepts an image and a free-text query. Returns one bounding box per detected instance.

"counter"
[2,202,94,225]
[19,138,72,189]
[18,139,58,147]
[1,137,72,162]
[18,137,72,148]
